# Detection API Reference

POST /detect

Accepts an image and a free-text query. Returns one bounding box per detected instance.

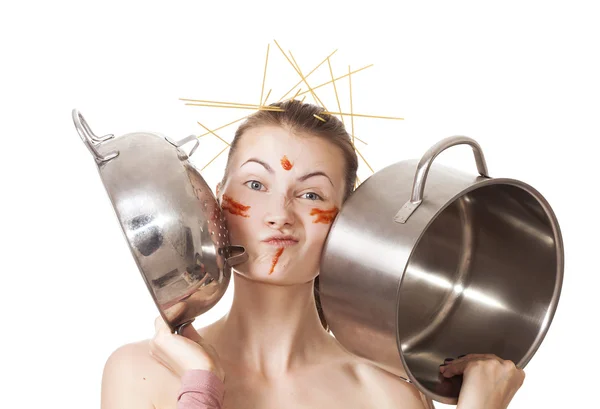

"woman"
[101,100,525,409]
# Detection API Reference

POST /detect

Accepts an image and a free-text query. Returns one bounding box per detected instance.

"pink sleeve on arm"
[177,370,225,409]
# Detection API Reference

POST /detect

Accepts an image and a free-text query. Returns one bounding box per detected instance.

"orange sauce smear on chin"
[222,194,251,218]
[310,207,339,224]
[280,155,293,171]
[269,248,285,275]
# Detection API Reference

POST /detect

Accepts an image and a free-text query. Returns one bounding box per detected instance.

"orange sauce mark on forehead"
[310,207,339,224]
[222,194,251,218]
[269,248,285,275]
[280,155,293,171]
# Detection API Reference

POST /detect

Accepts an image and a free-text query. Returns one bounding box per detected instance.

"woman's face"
[217,125,347,285]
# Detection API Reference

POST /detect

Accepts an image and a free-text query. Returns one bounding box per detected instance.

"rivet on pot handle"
[394,136,490,224]
[72,109,119,164]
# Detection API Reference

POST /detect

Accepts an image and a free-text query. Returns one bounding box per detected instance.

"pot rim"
[394,177,564,404]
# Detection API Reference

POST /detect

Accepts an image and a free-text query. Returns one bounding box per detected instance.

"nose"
[264,195,295,229]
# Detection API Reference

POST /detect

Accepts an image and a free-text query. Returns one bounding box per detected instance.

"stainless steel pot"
[319,136,563,404]
[72,109,247,334]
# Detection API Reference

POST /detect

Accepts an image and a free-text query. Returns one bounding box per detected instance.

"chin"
[232,261,317,285]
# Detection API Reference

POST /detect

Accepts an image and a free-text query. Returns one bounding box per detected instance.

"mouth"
[263,239,299,247]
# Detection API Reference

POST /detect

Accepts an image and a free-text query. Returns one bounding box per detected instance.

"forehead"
[233,125,346,176]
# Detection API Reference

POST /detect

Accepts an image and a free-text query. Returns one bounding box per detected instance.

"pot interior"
[397,182,561,400]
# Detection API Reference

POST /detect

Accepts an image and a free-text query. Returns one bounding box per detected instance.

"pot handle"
[394,136,489,224]
[72,109,119,164]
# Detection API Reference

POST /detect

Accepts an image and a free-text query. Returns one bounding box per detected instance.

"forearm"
[177,370,226,409]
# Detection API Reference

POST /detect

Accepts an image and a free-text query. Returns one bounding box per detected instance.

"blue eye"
[245,180,264,191]
[303,192,323,201]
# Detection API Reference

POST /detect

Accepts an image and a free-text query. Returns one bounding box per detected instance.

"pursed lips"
[263,239,298,247]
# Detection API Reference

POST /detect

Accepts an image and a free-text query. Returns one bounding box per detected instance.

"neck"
[214,272,335,378]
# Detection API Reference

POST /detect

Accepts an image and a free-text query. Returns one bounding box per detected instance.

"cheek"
[303,208,336,242]
[221,194,251,218]
[220,189,265,239]
[309,206,339,224]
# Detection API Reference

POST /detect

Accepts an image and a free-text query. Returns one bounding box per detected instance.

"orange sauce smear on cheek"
[310,207,339,224]
[280,155,293,171]
[269,248,285,275]
[222,194,251,218]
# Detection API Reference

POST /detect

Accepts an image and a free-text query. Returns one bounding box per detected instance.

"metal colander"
[72,109,247,333]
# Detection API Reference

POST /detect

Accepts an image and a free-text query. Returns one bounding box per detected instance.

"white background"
[1,1,598,408]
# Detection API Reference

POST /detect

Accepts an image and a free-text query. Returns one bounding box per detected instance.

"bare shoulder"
[101,339,180,409]
[313,336,431,408]
[349,358,433,409]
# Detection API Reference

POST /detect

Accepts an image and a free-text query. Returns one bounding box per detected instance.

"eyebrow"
[240,158,334,187]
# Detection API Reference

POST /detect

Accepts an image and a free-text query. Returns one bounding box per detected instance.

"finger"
[440,354,501,378]
[439,354,478,369]
[442,353,502,368]
[154,316,171,335]
[452,353,500,362]
[440,358,471,378]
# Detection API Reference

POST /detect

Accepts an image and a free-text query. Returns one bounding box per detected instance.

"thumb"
[154,316,171,335]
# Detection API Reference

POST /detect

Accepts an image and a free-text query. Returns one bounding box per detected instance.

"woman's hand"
[440,354,525,409]
[149,316,225,382]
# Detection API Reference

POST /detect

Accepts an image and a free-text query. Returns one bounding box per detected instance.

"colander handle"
[72,109,119,164]
[165,134,200,159]
[175,319,196,335]
[394,136,489,224]
[225,245,249,266]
